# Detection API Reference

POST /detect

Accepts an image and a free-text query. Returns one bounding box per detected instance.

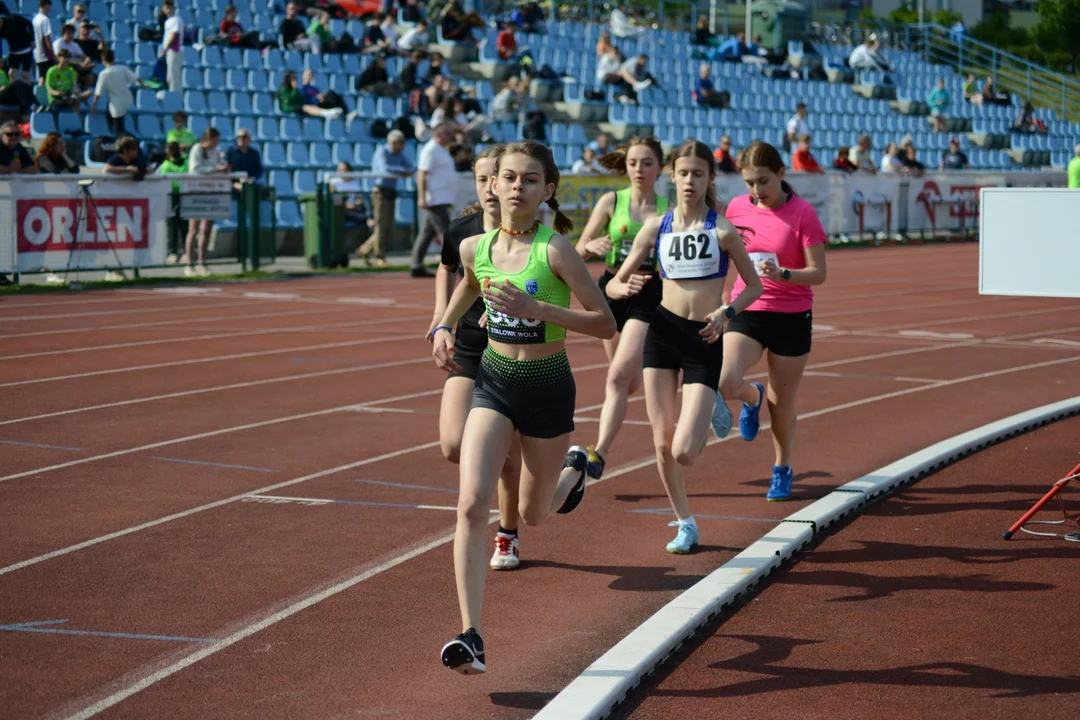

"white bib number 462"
[657,229,720,279]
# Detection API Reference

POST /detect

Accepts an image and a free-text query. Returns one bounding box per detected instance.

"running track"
[3,243,1080,719]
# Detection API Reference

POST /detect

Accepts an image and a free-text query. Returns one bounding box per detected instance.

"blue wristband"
[432,325,452,338]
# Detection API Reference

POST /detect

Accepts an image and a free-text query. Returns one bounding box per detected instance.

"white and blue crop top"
[654,209,729,280]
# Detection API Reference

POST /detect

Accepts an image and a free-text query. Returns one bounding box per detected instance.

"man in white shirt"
[610,6,645,39]
[53,23,95,88]
[397,20,429,52]
[410,122,457,278]
[33,0,56,85]
[849,35,890,72]
[784,103,809,151]
[159,0,183,93]
[91,48,144,136]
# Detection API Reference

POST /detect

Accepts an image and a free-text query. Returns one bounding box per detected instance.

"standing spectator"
[0,12,36,83]
[46,50,89,113]
[184,128,230,278]
[225,128,262,182]
[791,134,824,173]
[91,49,143,136]
[356,53,400,98]
[713,135,739,173]
[784,103,809,152]
[53,23,96,90]
[103,135,147,179]
[357,129,414,267]
[397,20,429,52]
[167,111,198,159]
[927,78,949,133]
[693,15,713,46]
[281,3,320,53]
[410,122,456,278]
[571,147,603,174]
[940,138,969,170]
[833,146,856,173]
[0,62,34,114]
[693,63,728,108]
[0,121,35,173]
[160,141,188,264]
[33,0,56,85]
[279,70,344,118]
[34,131,77,173]
[1068,144,1080,189]
[159,1,183,94]
[880,141,904,173]
[848,134,876,173]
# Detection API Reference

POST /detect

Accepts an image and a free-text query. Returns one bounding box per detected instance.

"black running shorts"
[598,269,662,333]
[725,309,813,357]
[449,304,488,380]
[643,304,724,389]
[472,347,576,439]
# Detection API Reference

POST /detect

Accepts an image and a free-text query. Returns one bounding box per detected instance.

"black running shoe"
[441,628,486,675]
[557,446,588,515]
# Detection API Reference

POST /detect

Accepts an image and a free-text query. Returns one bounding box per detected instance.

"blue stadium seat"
[269,170,294,197]
[207,91,229,113]
[189,115,209,138]
[263,142,287,168]
[276,200,303,228]
[202,47,223,67]
[30,112,56,138]
[293,170,317,194]
[257,117,281,141]
[205,69,226,88]
[331,142,352,165]
[226,70,248,92]
[328,74,349,95]
[354,143,375,167]
[310,142,332,167]
[183,46,200,66]
[305,53,325,72]
[302,117,323,139]
[113,43,134,65]
[280,116,302,138]
[324,118,345,140]
[136,114,162,138]
[283,51,304,73]
[85,113,110,136]
[223,48,243,69]
[286,142,309,167]
[252,93,275,116]
[135,42,157,66]
[323,55,344,74]
[182,68,203,89]
[136,89,160,114]
[230,93,253,115]
[346,120,369,142]
[242,49,263,70]
[264,50,285,71]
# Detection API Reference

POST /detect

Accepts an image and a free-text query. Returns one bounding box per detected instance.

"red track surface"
[2,244,1080,719]
[618,416,1080,720]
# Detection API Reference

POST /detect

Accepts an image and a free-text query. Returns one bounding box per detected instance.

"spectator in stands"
[712,31,750,62]
[185,128,230,278]
[949,20,967,43]
[880,141,904,173]
[34,131,77,173]
[1068,144,1080,189]
[490,76,525,120]
[0,11,35,83]
[301,68,348,114]
[306,11,337,53]
[329,161,370,227]
[450,142,473,171]
[693,63,728,108]
[158,141,187,180]
[357,129,413,267]
[940,138,969,170]
[693,15,713,46]
[400,50,425,93]
[512,2,545,33]
[595,30,613,57]
[33,0,57,85]
[432,96,484,142]
[225,128,262,182]
[91,49,144,137]
[713,135,738,173]
[589,132,614,157]
[425,53,446,84]
[280,70,344,118]
[281,3,320,54]
[833,146,856,173]
[899,136,926,174]
[401,0,424,24]
[595,46,623,88]
[927,78,949,133]
[962,73,981,105]
[168,111,198,159]
[784,103,809,151]
[103,135,147,180]
[159,1,183,94]
[609,5,646,39]
[45,50,89,113]
[750,33,784,65]
[848,34,890,72]
[848,134,876,173]
[1014,101,1047,134]
[397,20,430,52]
[411,122,456,278]
[216,5,262,49]
[791,134,824,173]
[980,77,1007,106]
[617,53,656,102]
[363,12,391,54]
[356,53,400,98]
[496,22,519,61]
[0,121,35,174]
[0,61,33,115]
[53,23,95,91]
[67,3,91,28]
[76,21,104,64]
[439,0,485,45]
[571,147,603,174]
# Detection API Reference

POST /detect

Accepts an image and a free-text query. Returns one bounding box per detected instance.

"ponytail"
[780,180,796,196]
[457,202,483,218]
[547,197,573,235]
[597,147,628,174]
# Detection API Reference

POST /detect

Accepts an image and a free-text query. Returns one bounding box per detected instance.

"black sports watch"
[781,268,792,281]
[724,305,737,320]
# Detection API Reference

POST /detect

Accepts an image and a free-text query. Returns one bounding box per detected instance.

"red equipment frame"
[1002,462,1080,540]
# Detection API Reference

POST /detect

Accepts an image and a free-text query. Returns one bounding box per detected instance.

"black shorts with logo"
[643,304,724,389]
[472,347,576,439]
[598,269,662,333]
[725,310,813,357]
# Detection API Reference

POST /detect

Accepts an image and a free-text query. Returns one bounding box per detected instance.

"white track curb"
[534,396,1080,720]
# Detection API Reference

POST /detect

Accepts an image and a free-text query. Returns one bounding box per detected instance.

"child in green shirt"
[46,50,90,110]
[158,141,187,190]
[167,111,198,159]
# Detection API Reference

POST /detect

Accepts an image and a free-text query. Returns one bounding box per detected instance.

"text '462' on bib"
[657,228,721,280]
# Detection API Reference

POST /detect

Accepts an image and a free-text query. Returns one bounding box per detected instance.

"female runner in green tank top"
[431,141,616,674]
[575,136,668,480]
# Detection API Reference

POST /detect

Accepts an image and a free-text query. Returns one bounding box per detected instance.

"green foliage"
[1034,0,1080,70]
[968,5,1078,73]
[886,3,918,24]
[932,10,962,26]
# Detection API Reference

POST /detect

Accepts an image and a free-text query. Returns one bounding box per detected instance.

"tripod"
[1002,462,1080,542]
[61,180,128,289]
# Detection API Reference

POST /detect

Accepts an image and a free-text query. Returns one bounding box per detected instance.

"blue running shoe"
[766,465,794,501]
[739,382,765,442]
[665,521,699,554]
[710,391,733,439]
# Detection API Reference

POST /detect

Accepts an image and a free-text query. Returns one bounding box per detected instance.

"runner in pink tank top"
[714,141,828,501]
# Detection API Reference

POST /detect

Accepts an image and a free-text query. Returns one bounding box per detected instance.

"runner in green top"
[575,136,669,479]
[1068,144,1080,189]
[431,140,616,675]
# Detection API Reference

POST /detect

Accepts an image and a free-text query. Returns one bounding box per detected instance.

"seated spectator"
[609,5,646,39]
[595,30,613,57]
[940,137,969,170]
[399,50,425,93]
[848,134,876,173]
[750,33,783,65]
[595,46,623,87]
[379,13,400,52]
[281,2,320,53]
[307,11,341,52]
[301,67,348,113]
[693,63,728,108]
[46,50,90,113]
[785,103,809,151]
[0,62,35,115]
[712,31,750,62]
[848,35,891,72]
[0,121,35,174]
[184,128,230,277]
[900,136,926,174]
[440,0,485,44]
[713,135,738,174]
[791,135,823,173]
[571,147,603,174]
[329,161,370,226]
[279,70,344,117]
[490,76,525,120]
[91,49,144,137]
[962,73,981,105]
[225,128,263,183]
[981,77,1009,106]
[356,54,400,98]
[215,4,262,49]
[397,20,430,52]
[1014,101,1047,134]
[833,145,857,173]
[496,22,519,61]
[362,12,391,54]
[450,142,473,172]
[425,53,447,84]
[34,131,77,173]
[511,2,545,33]
[103,135,147,179]
[401,0,424,23]
[432,96,484,143]
[880,141,904,173]
[0,11,36,83]
[168,111,197,158]
[588,132,614,157]
[52,23,95,89]
[927,78,949,133]
[693,15,713,46]
[75,20,104,64]
[617,53,657,103]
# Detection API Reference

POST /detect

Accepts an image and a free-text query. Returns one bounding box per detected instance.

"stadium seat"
[136,115,162,139]
[263,142,287,168]
[276,200,303,229]
[293,170,317,194]
[30,112,56,138]
[286,142,309,167]
[310,142,332,167]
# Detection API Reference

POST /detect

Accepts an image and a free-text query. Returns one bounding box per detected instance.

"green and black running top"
[605,187,669,272]
[473,224,570,344]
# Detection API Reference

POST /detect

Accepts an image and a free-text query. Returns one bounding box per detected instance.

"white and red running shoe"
[489,533,520,570]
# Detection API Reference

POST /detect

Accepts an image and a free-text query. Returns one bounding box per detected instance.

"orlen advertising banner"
[15,177,169,273]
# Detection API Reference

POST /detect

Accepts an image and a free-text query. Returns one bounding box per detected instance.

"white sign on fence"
[177,177,234,220]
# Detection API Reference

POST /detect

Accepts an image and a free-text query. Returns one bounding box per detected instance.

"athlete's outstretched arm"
[483,235,616,340]
[575,191,616,260]
[605,216,661,299]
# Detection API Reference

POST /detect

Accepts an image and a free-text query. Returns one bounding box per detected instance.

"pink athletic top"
[726,194,826,313]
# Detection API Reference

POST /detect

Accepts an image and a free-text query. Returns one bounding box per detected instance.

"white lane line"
[1032,338,1080,348]
[0,299,264,323]
[242,494,463,512]
[242,292,300,300]
[896,330,975,339]
[802,370,943,384]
